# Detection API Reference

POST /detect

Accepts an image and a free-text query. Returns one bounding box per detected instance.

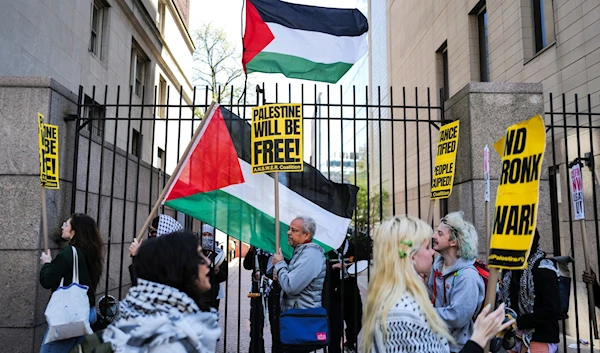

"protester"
[243,246,283,353]
[39,213,104,353]
[199,224,228,310]
[429,211,485,352]
[582,269,600,307]
[71,231,221,352]
[272,216,326,312]
[128,214,183,286]
[325,238,363,353]
[362,215,514,353]
[498,230,561,353]
[128,214,183,256]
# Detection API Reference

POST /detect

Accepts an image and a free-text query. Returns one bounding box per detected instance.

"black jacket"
[324,242,361,300]
[510,260,561,343]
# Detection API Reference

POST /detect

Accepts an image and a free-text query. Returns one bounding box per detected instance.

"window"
[90,0,108,59]
[82,95,105,138]
[130,42,149,97]
[157,1,166,34]
[131,129,141,157]
[436,42,449,101]
[532,0,555,53]
[157,147,165,170]
[158,76,167,118]
[477,6,490,82]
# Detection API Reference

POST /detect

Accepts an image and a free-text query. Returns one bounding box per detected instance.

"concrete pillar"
[443,82,552,257]
[0,77,78,352]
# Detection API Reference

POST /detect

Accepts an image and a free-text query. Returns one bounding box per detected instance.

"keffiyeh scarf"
[103,279,221,352]
[156,214,183,237]
[498,248,549,347]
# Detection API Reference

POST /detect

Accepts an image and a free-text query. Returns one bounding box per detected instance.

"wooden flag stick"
[580,219,599,338]
[135,102,215,243]
[427,199,436,225]
[41,184,49,253]
[274,172,280,251]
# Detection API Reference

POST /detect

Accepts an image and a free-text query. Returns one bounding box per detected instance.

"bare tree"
[192,23,245,101]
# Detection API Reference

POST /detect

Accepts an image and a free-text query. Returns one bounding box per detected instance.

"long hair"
[69,213,104,292]
[134,231,210,310]
[440,211,478,260]
[362,215,452,352]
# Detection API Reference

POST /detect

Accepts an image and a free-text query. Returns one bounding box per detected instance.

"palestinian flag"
[242,0,368,84]
[163,104,358,258]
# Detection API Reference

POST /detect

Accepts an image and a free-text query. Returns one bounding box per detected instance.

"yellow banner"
[489,115,545,270]
[431,120,460,200]
[251,103,303,174]
[38,118,60,189]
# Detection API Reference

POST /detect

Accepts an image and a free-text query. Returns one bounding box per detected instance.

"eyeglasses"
[147,227,157,236]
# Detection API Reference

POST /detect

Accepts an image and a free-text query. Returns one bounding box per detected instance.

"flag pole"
[41,184,49,253]
[135,102,216,243]
[274,172,280,251]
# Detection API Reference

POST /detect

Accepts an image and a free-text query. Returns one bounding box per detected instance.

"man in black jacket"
[325,238,363,353]
[243,246,282,353]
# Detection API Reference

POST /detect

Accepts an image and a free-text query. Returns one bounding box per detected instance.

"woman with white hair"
[362,215,512,353]
[429,211,485,352]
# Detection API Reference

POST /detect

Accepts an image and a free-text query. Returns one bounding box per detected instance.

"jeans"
[40,308,97,353]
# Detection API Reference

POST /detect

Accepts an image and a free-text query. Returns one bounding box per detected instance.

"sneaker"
[343,342,357,353]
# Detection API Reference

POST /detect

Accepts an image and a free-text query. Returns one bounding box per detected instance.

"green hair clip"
[398,239,413,258]
[400,240,413,247]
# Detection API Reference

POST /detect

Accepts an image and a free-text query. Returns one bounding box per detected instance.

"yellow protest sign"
[431,120,460,200]
[489,115,545,270]
[37,115,60,189]
[251,103,303,174]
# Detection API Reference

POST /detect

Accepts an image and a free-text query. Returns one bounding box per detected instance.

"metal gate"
[70,84,599,352]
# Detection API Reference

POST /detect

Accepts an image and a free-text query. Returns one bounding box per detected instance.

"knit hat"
[201,224,215,236]
[156,215,183,238]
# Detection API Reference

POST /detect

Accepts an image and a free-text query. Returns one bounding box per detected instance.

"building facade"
[370,0,600,339]
[0,0,195,351]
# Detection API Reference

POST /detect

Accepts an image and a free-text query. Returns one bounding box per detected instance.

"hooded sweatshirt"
[274,242,326,312]
[428,256,485,352]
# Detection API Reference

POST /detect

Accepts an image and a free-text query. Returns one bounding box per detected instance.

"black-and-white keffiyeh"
[103,279,221,353]
[157,214,183,238]
[499,248,557,347]
[334,239,350,279]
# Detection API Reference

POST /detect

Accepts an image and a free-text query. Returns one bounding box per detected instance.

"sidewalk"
[216,258,274,353]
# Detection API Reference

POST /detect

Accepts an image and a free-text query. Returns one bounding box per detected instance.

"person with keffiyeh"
[497,230,561,353]
[71,230,221,353]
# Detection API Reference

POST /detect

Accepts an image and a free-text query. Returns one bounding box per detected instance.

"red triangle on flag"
[242,0,275,71]
[165,106,245,201]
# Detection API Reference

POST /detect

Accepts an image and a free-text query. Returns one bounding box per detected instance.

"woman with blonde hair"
[362,215,512,353]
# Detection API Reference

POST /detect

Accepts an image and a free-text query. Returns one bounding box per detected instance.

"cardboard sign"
[431,120,460,200]
[38,113,60,189]
[251,103,303,174]
[489,115,545,270]
[484,145,490,202]
[571,164,585,220]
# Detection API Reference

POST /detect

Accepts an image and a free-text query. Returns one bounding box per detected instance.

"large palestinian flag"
[163,104,358,258]
[242,0,368,84]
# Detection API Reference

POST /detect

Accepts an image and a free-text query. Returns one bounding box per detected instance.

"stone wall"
[0,77,163,352]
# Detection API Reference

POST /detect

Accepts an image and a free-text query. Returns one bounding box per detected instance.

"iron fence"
[69,83,599,352]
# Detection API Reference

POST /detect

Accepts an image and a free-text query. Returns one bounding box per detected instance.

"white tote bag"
[44,246,93,343]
